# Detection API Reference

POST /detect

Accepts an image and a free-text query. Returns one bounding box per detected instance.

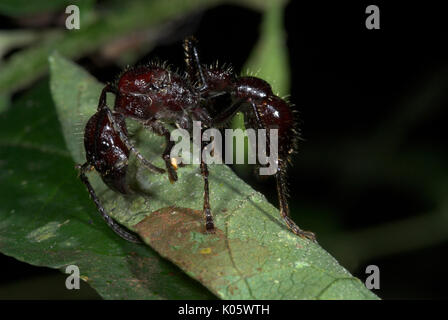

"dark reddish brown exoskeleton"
[77,37,316,243]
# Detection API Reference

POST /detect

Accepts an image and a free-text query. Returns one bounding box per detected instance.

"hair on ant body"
[76,37,316,243]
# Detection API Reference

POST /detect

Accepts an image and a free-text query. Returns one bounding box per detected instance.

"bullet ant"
[76,37,316,243]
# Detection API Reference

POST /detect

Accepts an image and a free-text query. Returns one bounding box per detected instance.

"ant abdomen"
[233,77,273,100]
[84,108,131,194]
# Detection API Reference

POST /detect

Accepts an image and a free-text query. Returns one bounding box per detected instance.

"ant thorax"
[114,65,199,123]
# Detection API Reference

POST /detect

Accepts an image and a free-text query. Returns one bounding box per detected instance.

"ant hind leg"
[200,143,215,234]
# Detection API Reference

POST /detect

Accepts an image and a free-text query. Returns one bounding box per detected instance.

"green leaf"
[48,52,378,299]
[0,0,72,16]
[0,0,275,109]
[0,0,221,101]
[232,2,291,175]
[243,2,291,97]
[0,75,215,300]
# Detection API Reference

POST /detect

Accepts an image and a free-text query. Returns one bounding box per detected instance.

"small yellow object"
[80,275,89,282]
[199,247,212,254]
[171,157,178,170]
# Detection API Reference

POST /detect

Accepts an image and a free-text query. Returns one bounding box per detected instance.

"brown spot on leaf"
[134,206,224,239]
[228,284,239,295]
[133,206,270,298]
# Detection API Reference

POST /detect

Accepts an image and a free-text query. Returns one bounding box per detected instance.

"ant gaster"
[76,37,316,243]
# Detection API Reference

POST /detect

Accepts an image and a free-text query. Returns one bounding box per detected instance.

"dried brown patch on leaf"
[134,207,271,298]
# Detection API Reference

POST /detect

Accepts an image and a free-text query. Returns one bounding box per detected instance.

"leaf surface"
[0,75,214,300]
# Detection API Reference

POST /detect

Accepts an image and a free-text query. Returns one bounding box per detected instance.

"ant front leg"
[75,163,142,243]
[145,120,178,183]
[98,83,116,110]
[99,87,165,175]
[200,139,215,234]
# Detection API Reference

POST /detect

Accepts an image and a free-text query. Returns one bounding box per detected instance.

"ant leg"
[210,99,247,127]
[247,101,316,242]
[275,165,316,242]
[183,36,207,90]
[98,83,117,110]
[145,118,215,233]
[213,100,316,241]
[200,150,215,234]
[145,121,178,183]
[100,101,165,174]
[75,163,142,243]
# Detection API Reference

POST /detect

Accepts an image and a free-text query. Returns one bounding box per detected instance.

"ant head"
[84,108,131,194]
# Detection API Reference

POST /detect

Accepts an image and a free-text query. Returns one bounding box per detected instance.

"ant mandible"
[76,37,316,243]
